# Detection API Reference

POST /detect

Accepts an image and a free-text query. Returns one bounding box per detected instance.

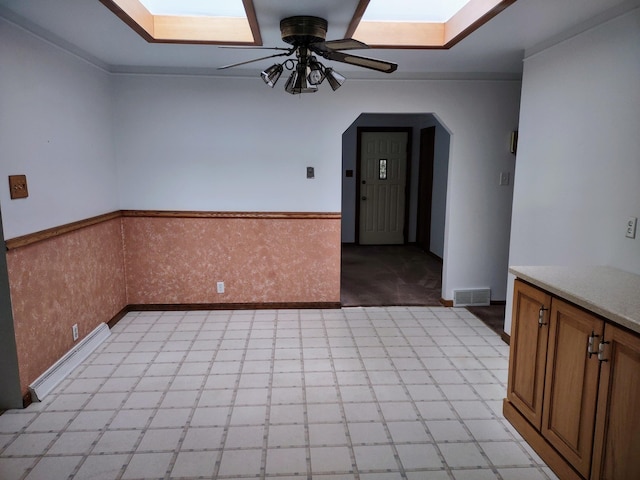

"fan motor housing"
[280,16,327,45]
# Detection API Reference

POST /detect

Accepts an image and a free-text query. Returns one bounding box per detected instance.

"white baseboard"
[29,323,111,401]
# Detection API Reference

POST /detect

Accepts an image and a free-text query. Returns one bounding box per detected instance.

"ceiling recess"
[99,0,517,49]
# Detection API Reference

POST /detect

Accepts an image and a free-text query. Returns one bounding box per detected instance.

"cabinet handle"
[597,339,610,362]
[538,307,549,328]
[587,331,600,358]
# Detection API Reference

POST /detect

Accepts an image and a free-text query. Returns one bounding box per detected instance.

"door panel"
[416,127,435,252]
[591,324,640,480]
[359,131,408,244]
[507,280,551,430]
[542,299,602,479]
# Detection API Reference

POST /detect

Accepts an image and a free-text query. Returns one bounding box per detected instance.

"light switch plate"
[499,172,510,186]
[9,175,28,199]
[307,167,315,179]
[626,217,637,239]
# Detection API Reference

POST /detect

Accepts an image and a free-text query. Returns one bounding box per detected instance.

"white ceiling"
[0,0,638,79]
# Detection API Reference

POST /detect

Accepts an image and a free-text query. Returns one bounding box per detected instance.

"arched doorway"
[340,113,451,306]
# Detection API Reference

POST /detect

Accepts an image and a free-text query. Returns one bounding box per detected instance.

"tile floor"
[0,307,558,480]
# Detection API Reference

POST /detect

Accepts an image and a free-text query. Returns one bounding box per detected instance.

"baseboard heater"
[453,288,491,307]
[29,323,111,401]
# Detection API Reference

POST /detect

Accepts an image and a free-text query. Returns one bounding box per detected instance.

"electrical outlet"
[72,324,79,341]
[626,217,637,239]
[217,281,225,294]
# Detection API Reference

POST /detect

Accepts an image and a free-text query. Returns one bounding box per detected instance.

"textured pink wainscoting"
[6,218,127,396]
[122,216,341,305]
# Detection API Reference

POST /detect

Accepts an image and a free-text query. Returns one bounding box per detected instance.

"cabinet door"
[507,280,551,429]
[591,323,640,480]
[541,299,603,478]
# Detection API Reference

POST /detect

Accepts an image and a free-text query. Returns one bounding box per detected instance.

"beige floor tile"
[0,307,551,480]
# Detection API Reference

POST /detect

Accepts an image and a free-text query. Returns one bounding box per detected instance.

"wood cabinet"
[591,324,640,480]
[507,281,550,429]
[542,299,602,478]
[505,279,640,480]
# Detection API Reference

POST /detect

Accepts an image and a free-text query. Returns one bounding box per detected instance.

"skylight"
[352,0,513,48]
[138,0,246,18]
[100,0,259,44]
[101,0,515,49]
[362,0,472,23]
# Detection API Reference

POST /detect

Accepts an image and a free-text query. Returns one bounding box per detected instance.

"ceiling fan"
[219,16,398,94]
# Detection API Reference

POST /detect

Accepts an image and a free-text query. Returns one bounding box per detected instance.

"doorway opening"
[340,113,451,306]
[0,206,24,410]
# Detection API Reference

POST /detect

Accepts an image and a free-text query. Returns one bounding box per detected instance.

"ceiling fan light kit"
[222,16,398,95]
[284,62,318,94]
[260,63,283,87]
[325,68,346,91]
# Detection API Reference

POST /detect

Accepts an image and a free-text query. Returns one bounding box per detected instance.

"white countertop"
[509,266,640,335]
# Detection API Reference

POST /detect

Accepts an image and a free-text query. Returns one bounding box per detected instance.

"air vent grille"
[453,288,491,307]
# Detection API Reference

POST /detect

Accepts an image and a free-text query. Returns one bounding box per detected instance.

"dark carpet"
[340,244,506,339]
[340,244,443,307]
[466,304,506,339]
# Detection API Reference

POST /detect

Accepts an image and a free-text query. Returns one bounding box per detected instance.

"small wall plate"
[9,175,28,199]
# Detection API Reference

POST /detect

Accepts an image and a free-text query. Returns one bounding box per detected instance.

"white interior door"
[359,131,408,244]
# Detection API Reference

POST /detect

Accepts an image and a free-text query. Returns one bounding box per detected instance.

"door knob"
[361,196,367,201]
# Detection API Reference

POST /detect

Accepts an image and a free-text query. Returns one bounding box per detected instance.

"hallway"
[341,245,443,307]
[341,245,506,338]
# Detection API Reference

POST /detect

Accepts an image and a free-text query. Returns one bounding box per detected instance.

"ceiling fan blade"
[218,51,291,70]
[317,50,398,73]
[219,46,291,51]
[311,38,369,52]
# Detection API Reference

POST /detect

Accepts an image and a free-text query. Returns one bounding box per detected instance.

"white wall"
[0,19,118,239]
[505,8,640,333]
[435,81,519,301]
[113,75,521,301]
[113,74,347,213]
